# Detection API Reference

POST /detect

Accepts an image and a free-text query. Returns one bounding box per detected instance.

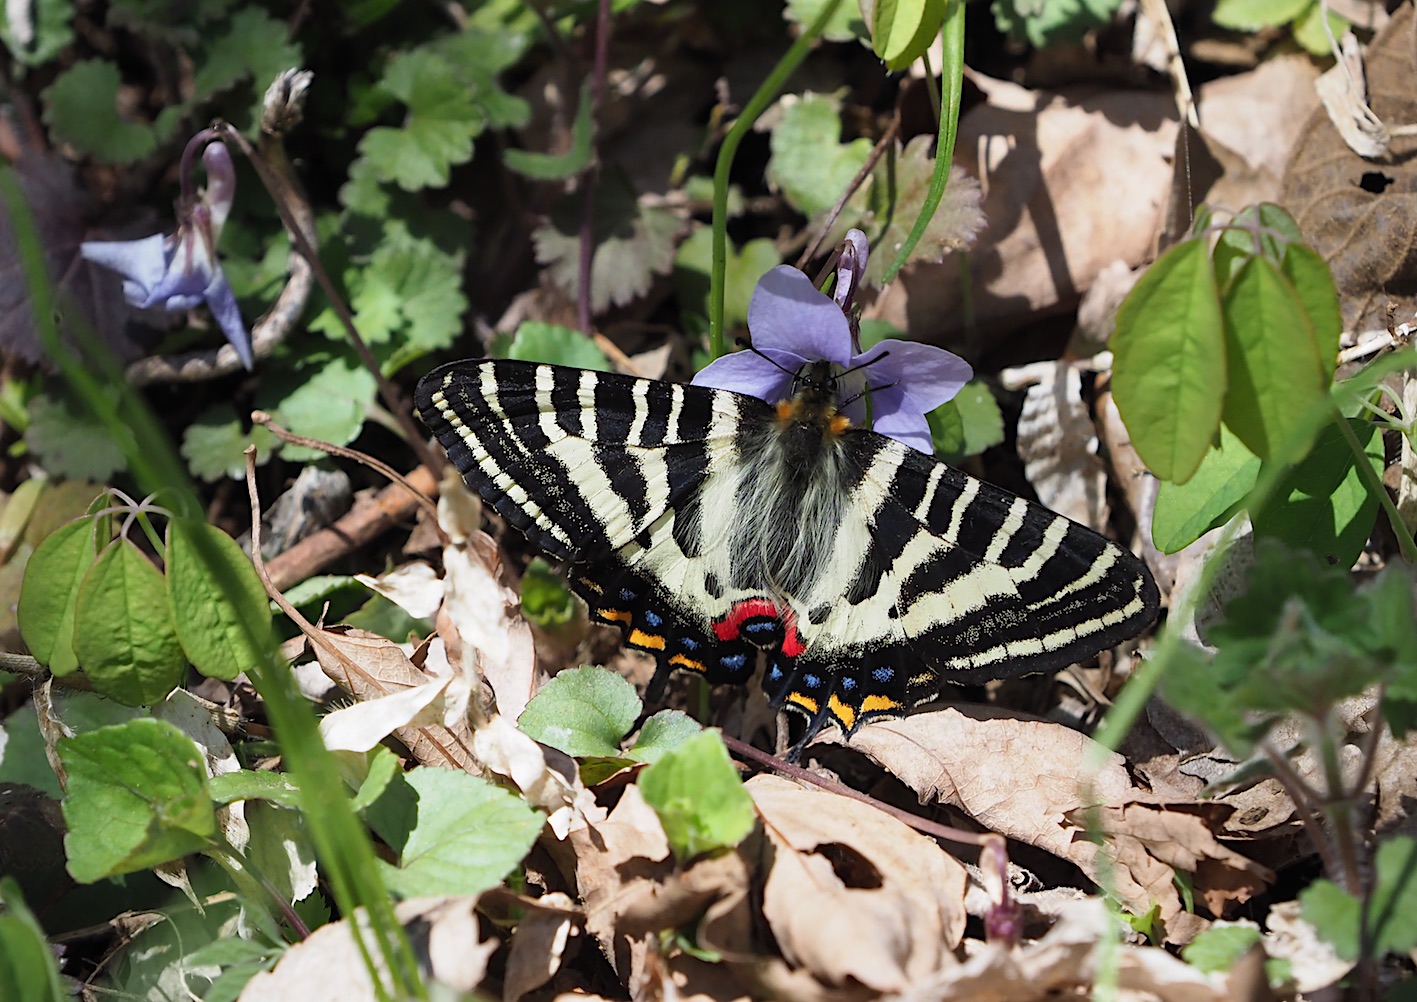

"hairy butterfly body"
[416,358,1159,745]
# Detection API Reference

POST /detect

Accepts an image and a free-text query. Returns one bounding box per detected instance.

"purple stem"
[576,0,612,334]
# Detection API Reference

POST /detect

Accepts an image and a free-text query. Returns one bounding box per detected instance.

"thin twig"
[252,411,438,516]
[722,732,994,847]
[215,123,443,476]
[795,114,900,270]
[575,0,613,335]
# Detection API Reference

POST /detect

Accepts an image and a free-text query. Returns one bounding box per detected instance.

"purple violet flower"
[81,136,253,369]
[693,246,972,454]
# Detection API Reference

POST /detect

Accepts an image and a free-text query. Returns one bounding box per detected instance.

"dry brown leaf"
[238,897,496,1001]
[1282,2,1417,335]
[999,360,1109,531]
[834,708,1271,938]
[750,774,967,993]
[895,898,1238,1002]
[503,891,578,1002]
[313,626,477,773]
[437,496,539,721]
[556,783,755,992]
[873,75,1177,352]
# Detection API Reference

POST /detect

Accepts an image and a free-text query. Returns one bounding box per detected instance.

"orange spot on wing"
[628,629,666,651]
[597,608,632,625]
[828,694,856,731]
[786,692,819,715]
[860,694,901,715]
[669,653,706,673]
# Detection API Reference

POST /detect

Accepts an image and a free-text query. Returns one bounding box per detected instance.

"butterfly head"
[774,358,855,438]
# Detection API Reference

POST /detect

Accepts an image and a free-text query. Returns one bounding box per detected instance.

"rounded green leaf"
[496,321,611,372]
[17,516,100,676]
[1220,256,1328,464]
[871,0,947,71]
[517,665,640,758]
[367,768,543,899]
[0,880,65,1002]
[1111,238,1227,483]
[638,729,755,861]
[57,718,215,883]
[73,540,185,706]
[166,517,272,681]
[628,710,702,765]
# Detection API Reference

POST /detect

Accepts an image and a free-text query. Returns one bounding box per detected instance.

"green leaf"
[1220,255,1328,464]
[1111,238,1227,483]
[26,390,126,482]
[871,0,946,70]
[517,665,640,757]
[165,518,272,682]
[367,768,542,898]
[357,49,485,191]
[1211,0,1310,30]
[532,171,679,313]
[1292,2,1348,56]
[627,710,702,765]
[520,557,578,629]
[638,729,754,861]
[503,81,594,180]
[18,516,100,675]
[1300,878,1360,962]
[673,227,782,332]
[73,540,186,706]
[1151,423,1259,553]
[785,0,867,40]
[1181,922,1262,974]
[42,60,178,163]
[208,770,301,809]
[257,352,378,463]
[190,8,303,109]
[766,93,872,218]
[58,719,215,882]
[181,408,278,482]
[1211,204,1305,286]
[929,379,1003,461]
[495,321,612,371]
[990,0,1125,46]
[0,879,65,1002]
[1281,243,1342,383]
[1,0,75,67]
[1252,417,1383,568]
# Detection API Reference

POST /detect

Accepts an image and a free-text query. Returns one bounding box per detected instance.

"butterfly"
[416,357,1159,748]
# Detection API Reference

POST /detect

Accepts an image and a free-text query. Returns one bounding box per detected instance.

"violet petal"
[747,265,852,365]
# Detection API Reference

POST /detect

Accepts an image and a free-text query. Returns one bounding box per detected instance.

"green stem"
[1333,406,1417,563]
[881,0,965,285]
[708,0,844,359]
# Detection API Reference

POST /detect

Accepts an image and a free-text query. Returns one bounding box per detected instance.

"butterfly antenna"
[734,337,798,378]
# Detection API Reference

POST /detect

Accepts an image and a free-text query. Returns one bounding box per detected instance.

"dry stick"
[252,410,439,517]
[575,0,614,335]
[795,115,901,271]
[721,732,992,848]
[215,122,444,476]
[243,447,471,770]
[262,463,439,593]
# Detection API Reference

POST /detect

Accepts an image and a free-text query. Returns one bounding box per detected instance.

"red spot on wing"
[713,598,807,657]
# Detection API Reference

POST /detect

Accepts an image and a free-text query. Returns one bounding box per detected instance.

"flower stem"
[709,0,844,360]
[881,0,965,285]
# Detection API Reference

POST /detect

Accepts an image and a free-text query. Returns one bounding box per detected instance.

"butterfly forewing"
[416,359,1159,741]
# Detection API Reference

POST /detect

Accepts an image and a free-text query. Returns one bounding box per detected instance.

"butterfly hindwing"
[417,359,1158,743]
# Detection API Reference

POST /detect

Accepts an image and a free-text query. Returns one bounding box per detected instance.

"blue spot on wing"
[644,610,662,627]
[681,637,699,650]
[872,666,894,683]
[720,653,748,671]
[842,677,857,691]
[802,673,823,690]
